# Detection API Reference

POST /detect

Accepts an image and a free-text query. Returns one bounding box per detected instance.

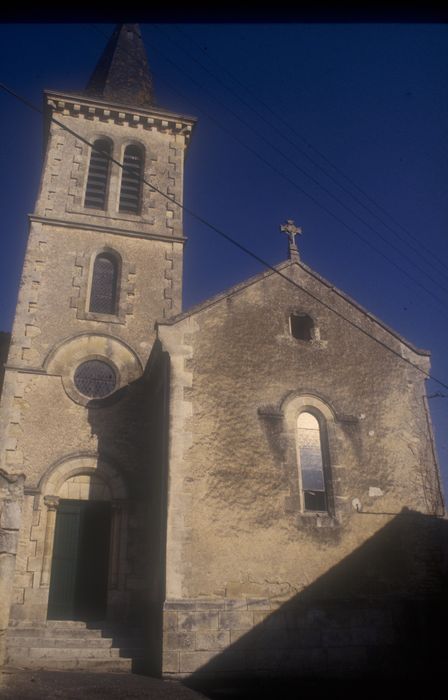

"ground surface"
[0,668,207,700]
[0,667,430,699]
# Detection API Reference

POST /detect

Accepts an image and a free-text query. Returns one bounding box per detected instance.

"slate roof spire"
[85,24,154,107]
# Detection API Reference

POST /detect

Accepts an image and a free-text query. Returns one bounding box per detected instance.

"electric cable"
[89,24,448,318]
[173,22,448,279]
[164,22,448,284]
[1,79,448,394]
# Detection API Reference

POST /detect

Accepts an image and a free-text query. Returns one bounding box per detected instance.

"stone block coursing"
[0,470,24,664]
[162,595,443,679]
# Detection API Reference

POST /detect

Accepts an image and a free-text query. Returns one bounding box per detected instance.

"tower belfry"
[32,23,196,334]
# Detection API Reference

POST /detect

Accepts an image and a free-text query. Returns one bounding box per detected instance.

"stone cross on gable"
[280,219,302,260]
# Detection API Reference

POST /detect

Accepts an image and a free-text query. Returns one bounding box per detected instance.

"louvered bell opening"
[89,254,118,314]
[85,140,111,210]
[119,146,143,214]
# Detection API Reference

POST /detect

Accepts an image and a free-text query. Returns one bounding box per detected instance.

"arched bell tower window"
[119,144,144,214]
[296,411,327,512]
[89,253,120,315]
[84,139,112,210]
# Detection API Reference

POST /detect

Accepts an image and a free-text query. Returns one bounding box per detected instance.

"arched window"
[84,139,111,210]
[89,253,119,315]
[296,411,327,512]
[119,144,144,214]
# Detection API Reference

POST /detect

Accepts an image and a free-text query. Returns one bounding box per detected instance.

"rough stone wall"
[4,222,182,372]
[0,470,24,662]
[162,598,404,679]
[159,261,445,677]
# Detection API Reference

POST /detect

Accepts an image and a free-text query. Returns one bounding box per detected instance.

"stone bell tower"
[0,24,195,660]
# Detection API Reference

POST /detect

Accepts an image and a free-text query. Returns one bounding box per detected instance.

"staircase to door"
[5,620,146,672]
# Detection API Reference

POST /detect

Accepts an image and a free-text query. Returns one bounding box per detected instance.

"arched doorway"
[47,476,112,620]
[40,456,128,623]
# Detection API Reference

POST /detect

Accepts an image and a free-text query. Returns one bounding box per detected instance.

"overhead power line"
[171,22,448,281]
[89,24,448,320]
[1,79,448,394]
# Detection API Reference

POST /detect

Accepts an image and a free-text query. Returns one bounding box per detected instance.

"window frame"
[72,247,134,325]
[280,393,338,524]
[118,143,145,215]
[290,313,315,341]
[73,358,117,399]
[295,410,329,514]
[84,137,113,211]
[88,252,120,316]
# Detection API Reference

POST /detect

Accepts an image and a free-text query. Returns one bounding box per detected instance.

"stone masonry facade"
[0,25,446,681]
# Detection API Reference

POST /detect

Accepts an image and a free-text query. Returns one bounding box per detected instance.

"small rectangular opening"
[290,314,313,341]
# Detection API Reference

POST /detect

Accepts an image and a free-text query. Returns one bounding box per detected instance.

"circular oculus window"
[74,359,117,399]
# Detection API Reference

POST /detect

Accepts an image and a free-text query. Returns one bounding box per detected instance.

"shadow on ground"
[0,669,206,700]
[183,511,448,698]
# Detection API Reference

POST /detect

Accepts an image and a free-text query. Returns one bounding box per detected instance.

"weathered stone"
[178,611,219,632]
[246,598,271,611]
[0,500,21,530]
[163,631,195,650]
[163,650,179,674]
[179,650,220,673]
[219,610,253,630]
[163,612,178,631]
[0,530,18,554]
[195,630,230,651]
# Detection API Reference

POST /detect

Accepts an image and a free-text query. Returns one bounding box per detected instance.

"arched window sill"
[297,512,338,529]
[80,310,126,325]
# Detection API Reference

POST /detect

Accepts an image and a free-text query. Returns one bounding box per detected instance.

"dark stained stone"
[85,24,154,107]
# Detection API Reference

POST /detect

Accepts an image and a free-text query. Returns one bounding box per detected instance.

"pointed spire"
[85,24,154,107]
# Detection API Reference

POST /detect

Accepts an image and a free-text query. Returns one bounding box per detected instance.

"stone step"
[5,621,146,672]
[7,636,114,648]
[5,657,134,672]
[7,646,126,661]
[7,626,106,638]
[8,626,144,639]
[46,620,94,627]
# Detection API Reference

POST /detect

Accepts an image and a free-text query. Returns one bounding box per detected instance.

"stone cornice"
[44,89,196,146]
[29,215,187,245]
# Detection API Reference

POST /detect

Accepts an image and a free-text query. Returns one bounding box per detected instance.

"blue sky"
[0,23,447,498]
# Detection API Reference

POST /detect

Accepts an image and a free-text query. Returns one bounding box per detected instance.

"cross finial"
[280,219,302,260]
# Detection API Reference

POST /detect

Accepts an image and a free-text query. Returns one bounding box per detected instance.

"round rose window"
[74,360,117,398]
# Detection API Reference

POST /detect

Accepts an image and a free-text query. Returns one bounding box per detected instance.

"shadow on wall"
[0,331,11,398]
[184,510,448,696]
[85,340,170,676]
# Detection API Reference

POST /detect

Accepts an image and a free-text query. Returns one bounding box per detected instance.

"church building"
[0,24,445,681]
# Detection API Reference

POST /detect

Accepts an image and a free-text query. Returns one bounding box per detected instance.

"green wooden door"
[47,500,111,620]
[47,501,81,619]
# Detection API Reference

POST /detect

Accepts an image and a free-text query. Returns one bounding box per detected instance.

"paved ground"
[0,667,425,699]
[0,668,208,700]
